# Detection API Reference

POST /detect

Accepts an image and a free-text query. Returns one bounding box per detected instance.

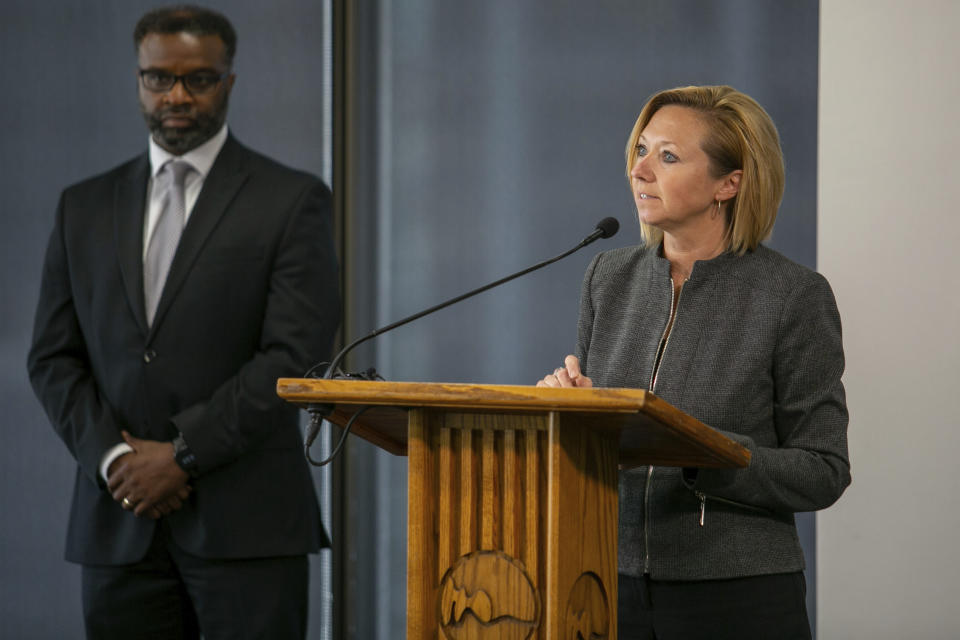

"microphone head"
[595,217,620,239]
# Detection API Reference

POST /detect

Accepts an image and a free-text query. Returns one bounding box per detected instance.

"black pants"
[81,522,309,640]
[618,572,812,640]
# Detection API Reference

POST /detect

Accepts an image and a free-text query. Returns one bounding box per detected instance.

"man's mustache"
[152,107,198,122]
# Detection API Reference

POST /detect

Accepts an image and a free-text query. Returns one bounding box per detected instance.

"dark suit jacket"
[28,135,339,565]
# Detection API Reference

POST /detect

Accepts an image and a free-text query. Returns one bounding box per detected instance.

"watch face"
[173,435,198,474]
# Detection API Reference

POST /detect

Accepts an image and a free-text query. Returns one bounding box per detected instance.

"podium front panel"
[407,409,617,640]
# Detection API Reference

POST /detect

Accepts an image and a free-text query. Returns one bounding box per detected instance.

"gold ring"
[122,497,133,508]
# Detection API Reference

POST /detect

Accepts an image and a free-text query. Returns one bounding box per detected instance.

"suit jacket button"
[143,349,157,363]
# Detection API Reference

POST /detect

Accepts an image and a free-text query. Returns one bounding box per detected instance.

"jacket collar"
[644,241,747,281]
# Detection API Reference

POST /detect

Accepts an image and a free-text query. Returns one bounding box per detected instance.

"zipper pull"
[696,491,706,526]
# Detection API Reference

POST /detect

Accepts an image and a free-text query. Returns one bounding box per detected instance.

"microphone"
[317,216,620,380]
[301,216,620,464]
[583,215,620,242]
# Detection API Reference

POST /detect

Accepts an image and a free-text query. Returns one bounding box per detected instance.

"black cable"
[302,360,331,379]
[305,405,374,467]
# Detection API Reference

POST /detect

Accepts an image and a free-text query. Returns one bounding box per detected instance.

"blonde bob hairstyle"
[625,85,785,254]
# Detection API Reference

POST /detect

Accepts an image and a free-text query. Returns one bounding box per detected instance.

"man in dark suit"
[27,6,339,638]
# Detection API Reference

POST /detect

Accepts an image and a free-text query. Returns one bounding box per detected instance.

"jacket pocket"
[692,489,773,526]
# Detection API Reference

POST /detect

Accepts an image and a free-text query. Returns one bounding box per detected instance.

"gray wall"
[339,0,820,636]
[0,1,331,637]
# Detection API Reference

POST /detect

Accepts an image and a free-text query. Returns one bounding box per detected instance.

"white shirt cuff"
[100,443,134,483]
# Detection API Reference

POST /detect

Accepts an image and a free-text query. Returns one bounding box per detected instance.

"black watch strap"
[172,433,199,477]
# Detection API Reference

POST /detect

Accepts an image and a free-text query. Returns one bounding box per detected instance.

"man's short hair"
[134,5,237,66]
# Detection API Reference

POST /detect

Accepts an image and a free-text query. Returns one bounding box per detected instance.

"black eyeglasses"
[139,70,229,94]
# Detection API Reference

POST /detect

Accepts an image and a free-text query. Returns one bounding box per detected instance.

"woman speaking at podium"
[537,85,850,639]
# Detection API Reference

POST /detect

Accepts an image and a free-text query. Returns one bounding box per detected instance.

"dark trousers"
[81,522,309,640]
[618,572,812,640]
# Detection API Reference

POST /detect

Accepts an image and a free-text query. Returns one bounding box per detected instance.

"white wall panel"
[818,1,960,637]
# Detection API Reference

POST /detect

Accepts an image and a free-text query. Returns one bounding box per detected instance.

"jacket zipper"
[693,490,773,526]
[643,278,682,573]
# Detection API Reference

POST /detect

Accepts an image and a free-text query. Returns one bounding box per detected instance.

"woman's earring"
[713,199,721,219]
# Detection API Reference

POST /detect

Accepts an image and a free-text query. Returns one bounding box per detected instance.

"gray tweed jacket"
[576,243,850,580]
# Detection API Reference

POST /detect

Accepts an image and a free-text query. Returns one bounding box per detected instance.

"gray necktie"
[144,159,192,325]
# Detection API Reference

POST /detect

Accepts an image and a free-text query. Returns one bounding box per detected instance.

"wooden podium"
[277,379,750,639]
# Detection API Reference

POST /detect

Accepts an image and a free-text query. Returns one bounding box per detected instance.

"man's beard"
[141,95,229,155]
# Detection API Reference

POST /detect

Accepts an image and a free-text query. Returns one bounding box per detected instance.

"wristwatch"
[172,432,199,478]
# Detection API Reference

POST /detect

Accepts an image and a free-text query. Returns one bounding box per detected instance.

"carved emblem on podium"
[563,572,609,639]
[437,550,540,639]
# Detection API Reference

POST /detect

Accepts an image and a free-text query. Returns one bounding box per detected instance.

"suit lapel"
[148,136,250,335]
[114,154,151,335]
